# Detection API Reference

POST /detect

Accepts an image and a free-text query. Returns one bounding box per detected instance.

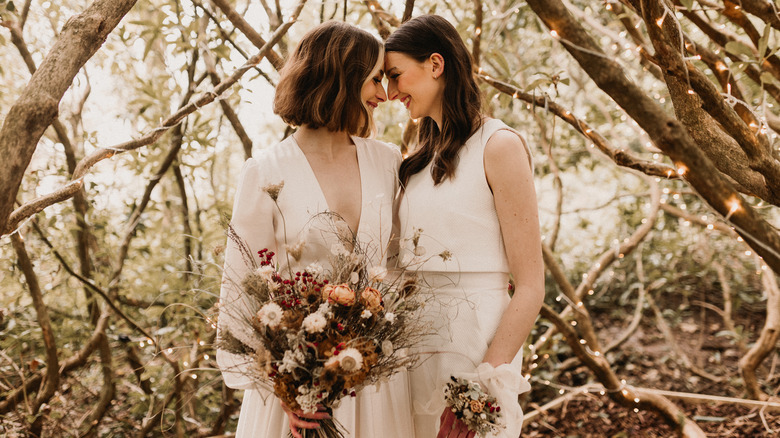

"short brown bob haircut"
[273,21,382,138]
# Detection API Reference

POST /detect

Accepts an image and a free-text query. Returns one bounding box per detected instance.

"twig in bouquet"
[227,224,258,271]
[263,181,297,278]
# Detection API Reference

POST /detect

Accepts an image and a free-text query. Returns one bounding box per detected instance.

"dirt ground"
[522,285,780,437]
[524,397,780,437]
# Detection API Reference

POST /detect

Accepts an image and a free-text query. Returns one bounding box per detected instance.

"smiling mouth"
[401,96,410,108]
[367,101,378,108]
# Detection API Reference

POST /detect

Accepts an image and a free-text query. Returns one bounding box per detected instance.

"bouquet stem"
[289,409,345,438]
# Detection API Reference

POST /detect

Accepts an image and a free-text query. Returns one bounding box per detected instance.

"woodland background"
[2,0,780,436]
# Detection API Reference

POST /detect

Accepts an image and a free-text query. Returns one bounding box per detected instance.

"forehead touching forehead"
[384,51,416,73]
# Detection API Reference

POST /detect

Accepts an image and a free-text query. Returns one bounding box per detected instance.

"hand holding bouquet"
[443,376,504,437]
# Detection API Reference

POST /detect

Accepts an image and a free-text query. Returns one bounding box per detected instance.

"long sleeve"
[216,157,277,390]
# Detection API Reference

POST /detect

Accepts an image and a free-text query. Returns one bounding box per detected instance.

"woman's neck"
[293,126,354,159]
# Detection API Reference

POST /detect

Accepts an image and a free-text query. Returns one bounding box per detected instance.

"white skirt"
[409,271,531,438]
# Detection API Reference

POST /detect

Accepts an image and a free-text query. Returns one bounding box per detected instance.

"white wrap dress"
[217,135,414,437]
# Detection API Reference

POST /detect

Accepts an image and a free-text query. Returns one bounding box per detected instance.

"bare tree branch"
[10,232,60,435]
[740,257,780,400]
[738,0,780,31]
[364,0,393,39]
[20,0,32,29]
[480,74,676,178]
[472,0,482,66]
[0,311,109,415]
[209,0,285,70]
[539,303,707,436]
[0,0,139,236]
[642,0,780,202]
[525,0,780,275]
[402,0,414,23]
[200,41,254,159]
[2,8,305,237]
[173,163,194,280]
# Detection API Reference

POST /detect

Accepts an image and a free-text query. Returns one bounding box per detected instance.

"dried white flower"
[295,385,325,414]
[330,243,350,257]
[254,265,275,284]
[325,355,339,368]
[338,348,364,372]
[256,302,283,328]
[368,266,388,283]
[305,262,324,278]
[334,220,353,242]
[285,239,306,262]
[360,309,372,319]
[384,312,396,323]
[381,340,394,355]
[302,313,327,334]
[278,349,300,373]
[349,271,359,284]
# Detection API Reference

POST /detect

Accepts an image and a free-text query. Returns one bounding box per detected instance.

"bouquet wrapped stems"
[292,407,345,438]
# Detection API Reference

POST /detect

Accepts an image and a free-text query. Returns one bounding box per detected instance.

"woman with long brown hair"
[217,21,414,438]
[385,15,544,438]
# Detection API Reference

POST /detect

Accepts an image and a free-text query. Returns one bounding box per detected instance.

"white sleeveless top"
[398,118,531,273]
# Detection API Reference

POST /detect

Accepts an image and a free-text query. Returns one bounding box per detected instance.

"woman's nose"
[386,81,398,100]
[377,83,388,102]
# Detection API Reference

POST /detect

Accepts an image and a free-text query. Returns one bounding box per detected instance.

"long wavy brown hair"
[385,15,483,185]
[274,21,382,137]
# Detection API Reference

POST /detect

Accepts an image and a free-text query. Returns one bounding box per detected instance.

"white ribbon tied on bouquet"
[457,362,532,438]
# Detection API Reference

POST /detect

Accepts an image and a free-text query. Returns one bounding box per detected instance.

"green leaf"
[760,71,776,84]
[758,24,771,59]
[679,0,694,10]
[524,77,550,92]
[724,41,754,58]
[6,1,15,11]
[731,62,749,76]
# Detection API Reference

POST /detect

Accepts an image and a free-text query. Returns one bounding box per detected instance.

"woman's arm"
[216,157,278,389]
[439,129,542,438]
[482,129,545,366]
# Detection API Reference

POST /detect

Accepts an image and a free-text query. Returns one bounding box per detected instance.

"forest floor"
[523,285,780,437]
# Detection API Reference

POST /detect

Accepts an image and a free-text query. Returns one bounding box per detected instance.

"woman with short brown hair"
[217,21,413,438]
[273,21,382,138]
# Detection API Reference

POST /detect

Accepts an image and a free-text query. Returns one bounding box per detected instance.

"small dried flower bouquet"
[218,205,424,437]
[443,376,504,437]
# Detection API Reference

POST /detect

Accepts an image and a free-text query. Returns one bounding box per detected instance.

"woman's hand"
[280,401,330,438]
[437,408,476,438]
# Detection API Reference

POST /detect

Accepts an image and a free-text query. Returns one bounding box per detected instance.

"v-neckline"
[290,135,365,236]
